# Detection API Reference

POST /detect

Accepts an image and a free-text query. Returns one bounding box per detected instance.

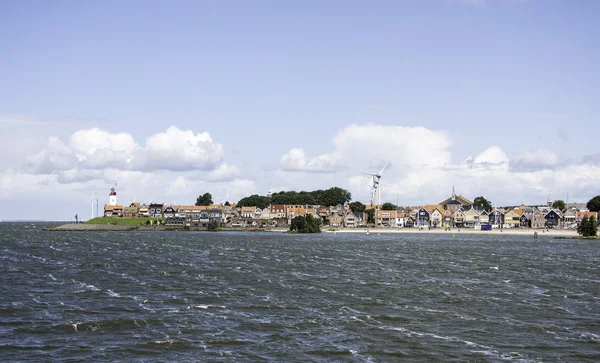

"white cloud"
[279,148,347,173]
[510,149,565,171]
[137,126,223,171]
[332,124,453,170]
[25,126,224,173]
[207,163,240,182]
[461,146,509,170]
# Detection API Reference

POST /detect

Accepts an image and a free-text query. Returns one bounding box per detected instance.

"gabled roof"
[439,194,474,206]
[424,204,443,212]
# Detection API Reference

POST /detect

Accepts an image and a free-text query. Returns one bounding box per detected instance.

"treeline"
[236,187,352,208]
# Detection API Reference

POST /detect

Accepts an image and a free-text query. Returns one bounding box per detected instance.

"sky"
[1,0,599,220]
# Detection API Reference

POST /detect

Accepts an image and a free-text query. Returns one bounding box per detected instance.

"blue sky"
[1,0,599,220]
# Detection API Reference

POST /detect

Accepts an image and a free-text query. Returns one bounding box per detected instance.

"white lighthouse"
[109,186,117,206]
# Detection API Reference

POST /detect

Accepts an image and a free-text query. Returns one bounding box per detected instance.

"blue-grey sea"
[1,222,599,362]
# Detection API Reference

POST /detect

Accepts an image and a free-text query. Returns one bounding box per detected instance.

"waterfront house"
[479,210,489,225]
[344,211,358,228]
[576,211,598,222]
[531,210,545,229]
[504,209,521,228]
[317,206,329,224]
[544,210,561,228]
[519,213,530,228]
[329,206,346,227]
[163,205,178,218]
[286,205,307,220]
[395,212,405,228]
[177,205,204,225]
[148,203,164,218]
[376,209,397,227]
[253,207,262,219]
[489,209,504,227]
[208,209,224,223]
[139,203,149,217]
[429,208,443,228]
[260,207,271,219]
[464,207,480,228]
[240,206,255,218]
[441,209,453,227]
[270,204,286,219]
[104,204,123,218]
[123,202,140,218]
[353,211,366,226]
[416,207,430,227]
[453,208,466,228]
[563,208,578,227]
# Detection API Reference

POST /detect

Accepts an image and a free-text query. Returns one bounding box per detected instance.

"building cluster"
[102,186,597,229]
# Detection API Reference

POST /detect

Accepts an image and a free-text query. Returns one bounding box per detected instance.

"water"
[1,222,599,362]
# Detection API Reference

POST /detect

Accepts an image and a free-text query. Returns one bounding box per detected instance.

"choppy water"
[1,222,599,362]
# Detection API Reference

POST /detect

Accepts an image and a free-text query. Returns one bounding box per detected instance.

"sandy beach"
[325,227,580,237]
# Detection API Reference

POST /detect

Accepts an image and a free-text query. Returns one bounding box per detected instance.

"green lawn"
[86,217,164,225]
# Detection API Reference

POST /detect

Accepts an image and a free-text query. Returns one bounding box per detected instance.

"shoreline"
[325,227,579,237]
[47,223,583,237]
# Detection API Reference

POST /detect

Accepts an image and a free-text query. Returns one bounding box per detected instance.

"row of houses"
[103,187,597,229]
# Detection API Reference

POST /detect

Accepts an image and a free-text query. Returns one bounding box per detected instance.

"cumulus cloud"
[332,124,452,170]
[509,149,565,171]
[207,163,240,182]
[461,146,509,170]
[137,126,223,171]
[279,148,347,173]
[25,126,224,173]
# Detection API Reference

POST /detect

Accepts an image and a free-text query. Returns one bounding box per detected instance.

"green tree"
[589,216,599,237]
[319,187,352,206]
[577,216,588,235]
[552,200,566,211]
[289,214,321,233]
[224,201,230,206]
[237,194,271,209]
[473,196,492,212]
[587,196,600,213]
[349,201,366,213]
[365,209,375,224]
[195,192,213,206]
[269,187,351,206]
[381,202,397,211]
[578,215,598,237]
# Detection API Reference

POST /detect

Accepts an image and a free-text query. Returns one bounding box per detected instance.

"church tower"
[109,186,117,206]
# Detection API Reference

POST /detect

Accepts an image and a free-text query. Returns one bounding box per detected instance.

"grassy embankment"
[86,217,164,226]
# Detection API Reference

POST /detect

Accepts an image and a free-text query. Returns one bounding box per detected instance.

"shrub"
[577,216,598,237]
[289,214,322,233]
[207,220,220,231]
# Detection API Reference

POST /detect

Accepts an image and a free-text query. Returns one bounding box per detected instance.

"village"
[99,186,598,231]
